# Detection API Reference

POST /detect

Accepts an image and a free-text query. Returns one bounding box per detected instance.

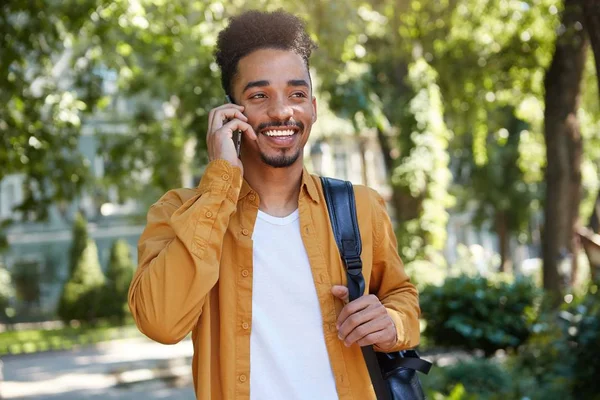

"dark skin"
[206,48,397,350]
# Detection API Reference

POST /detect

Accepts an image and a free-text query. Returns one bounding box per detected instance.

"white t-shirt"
[250,209,338,400]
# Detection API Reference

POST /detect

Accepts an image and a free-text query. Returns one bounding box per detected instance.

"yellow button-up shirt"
[129,160,420,400]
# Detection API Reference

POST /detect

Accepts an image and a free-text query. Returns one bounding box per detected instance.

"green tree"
[0,0,107,219]
[298,0,563,268]
[454,112,541,272]
[101,239,135,323]
[68,211,88,276]
[419,0,558,272]
[75,0,235,200]
[58,238,105,323]
[11,260,41,306]
[308,1,454,264]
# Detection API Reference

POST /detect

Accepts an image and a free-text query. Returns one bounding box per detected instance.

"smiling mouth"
[262,129,297,137]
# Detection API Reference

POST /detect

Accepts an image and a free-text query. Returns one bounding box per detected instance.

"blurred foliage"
[312,1,455,264]
[453,113,540,253]
[0,0,105,219]
[419,281,600,400]
[392,60,453,263]
[420,280,600,399]
[0,321,138,356]
[77,0,233,200]
[100,239,135,323]
[11,260,41,305]
[570,282,600,398]
[420,274,539,356]
[509,281,600,400]
[422,358,512,400]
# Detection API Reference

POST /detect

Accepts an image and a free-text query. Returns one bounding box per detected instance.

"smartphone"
[232,130,242,158]
[226,95,243,158]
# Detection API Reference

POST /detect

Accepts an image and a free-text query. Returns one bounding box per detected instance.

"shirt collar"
[239,167,320,204]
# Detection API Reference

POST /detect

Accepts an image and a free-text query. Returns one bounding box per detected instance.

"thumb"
[331,285,350,304]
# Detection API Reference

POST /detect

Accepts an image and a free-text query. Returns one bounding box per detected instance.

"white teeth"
[263,129,295,137]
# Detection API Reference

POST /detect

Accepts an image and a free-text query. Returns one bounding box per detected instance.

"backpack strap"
[320,177,391,400]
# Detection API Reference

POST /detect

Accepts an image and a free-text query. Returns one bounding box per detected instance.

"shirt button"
[248,193,256,201]
[241,269,249,277]
[205,211,213,218]
[239,374,247,383]
[222,173,230,181]
[242,322,249,330]
[242,228,249,236]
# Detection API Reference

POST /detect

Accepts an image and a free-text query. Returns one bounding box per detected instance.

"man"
[128,9,420,400]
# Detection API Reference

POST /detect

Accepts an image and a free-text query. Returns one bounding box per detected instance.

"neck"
[243,160,303,218]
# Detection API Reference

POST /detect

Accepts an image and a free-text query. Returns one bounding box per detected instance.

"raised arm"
[128,160,241,344]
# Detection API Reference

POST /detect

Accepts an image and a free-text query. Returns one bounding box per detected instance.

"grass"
[0,320,142,356]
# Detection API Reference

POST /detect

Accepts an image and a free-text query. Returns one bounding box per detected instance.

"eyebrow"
[242,79,310,93]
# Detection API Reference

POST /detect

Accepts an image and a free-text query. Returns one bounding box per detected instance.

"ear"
[312,96,318,123]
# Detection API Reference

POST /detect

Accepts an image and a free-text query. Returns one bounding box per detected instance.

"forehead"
[234,48,310,87]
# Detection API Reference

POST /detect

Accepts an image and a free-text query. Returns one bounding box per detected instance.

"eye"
[291,92,308,98]
[249,93,266,100]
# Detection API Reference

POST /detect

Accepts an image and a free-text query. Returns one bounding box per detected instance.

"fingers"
[340,315,394,348]
[336,294,378,329]
[207,104,246,135]
[220,119,257,141]
[206,104,257,164]
[355,325,394,348]
[335,295,396,348]
[331,285,349,304]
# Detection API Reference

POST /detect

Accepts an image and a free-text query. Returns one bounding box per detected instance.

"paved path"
[1,337,195,399]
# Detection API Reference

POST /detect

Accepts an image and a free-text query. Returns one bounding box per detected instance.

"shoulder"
[312,174,386,211]
[352,184,387,211]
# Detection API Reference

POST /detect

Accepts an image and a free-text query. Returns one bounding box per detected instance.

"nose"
[267,96,293,121]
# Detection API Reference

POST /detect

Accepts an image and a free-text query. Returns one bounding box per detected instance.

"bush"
[420,274,539,355]
[422,358,512,400]
[507,281,600,400]
[11,260,41,305]
[100,239,135,323]
[57,239,106,323]
[571,282,600,398]
[68,212,88,276]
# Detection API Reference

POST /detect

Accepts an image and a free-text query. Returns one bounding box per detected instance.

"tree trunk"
[583,2,600,234]
[496,211,511,273]
[376,127,402,221]
[588,188,600,232]
[543,0,588,301]
[583,0,600,97]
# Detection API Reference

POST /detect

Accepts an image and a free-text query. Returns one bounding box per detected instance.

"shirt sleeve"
[367,189,421,352]
[128,160,242,344]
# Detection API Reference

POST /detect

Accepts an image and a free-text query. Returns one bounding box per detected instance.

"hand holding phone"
[206,102,257,173]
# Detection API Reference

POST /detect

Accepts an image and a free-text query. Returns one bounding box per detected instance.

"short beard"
[255,120,304,168]
[260,150,301,168]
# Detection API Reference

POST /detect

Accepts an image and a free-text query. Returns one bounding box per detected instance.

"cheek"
[242,108,263,127]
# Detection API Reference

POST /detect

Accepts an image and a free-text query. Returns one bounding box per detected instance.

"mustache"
[257,120,304,132]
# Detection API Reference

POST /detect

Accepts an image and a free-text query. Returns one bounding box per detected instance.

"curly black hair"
[215,10,318,101]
